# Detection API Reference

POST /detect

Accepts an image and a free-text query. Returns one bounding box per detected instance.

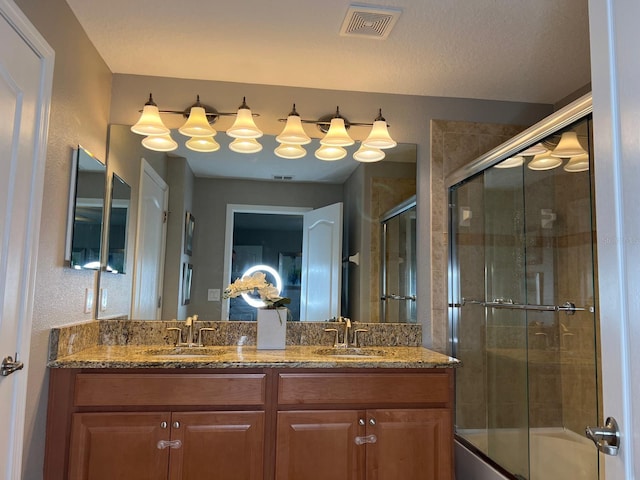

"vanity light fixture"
[226,97,263,139]
[362,109,397,149]
[131,94,170,136]
[179,96,217,138]
[185,136,220,153]
[229,137,263,154]
[520,143,548,157]
[274,104,311,159]
[274,143,307,159]
[320,107,355,147]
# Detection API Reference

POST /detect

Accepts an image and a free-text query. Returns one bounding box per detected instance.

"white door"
[0,1,53,478]
[300,202,343,321]
[589,0,640,477]
[131,159,168,319]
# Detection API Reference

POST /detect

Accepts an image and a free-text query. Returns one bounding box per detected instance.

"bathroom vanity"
[44,346,457,480]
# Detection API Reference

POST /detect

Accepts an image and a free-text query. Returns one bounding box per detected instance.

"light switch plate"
[84,288,94,314]
[208,288,221,301]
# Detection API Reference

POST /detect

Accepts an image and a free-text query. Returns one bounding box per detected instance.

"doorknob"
[586,417,620,455]
[1,354,24,377]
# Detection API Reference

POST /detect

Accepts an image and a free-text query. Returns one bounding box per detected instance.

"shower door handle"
[586,417,620,455]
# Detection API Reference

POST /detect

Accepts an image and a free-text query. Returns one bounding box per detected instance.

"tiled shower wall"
[430,120,526,352]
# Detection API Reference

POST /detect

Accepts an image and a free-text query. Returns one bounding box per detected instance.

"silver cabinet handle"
[369,418,376,426]
[354,434,377,445]
[586,417,620,456]
[358,418,365,426]
[160,421,168,429]
[172,421,180,429]
[157,439,182,450]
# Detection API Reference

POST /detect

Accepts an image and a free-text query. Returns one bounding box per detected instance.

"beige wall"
[14,0,112,476]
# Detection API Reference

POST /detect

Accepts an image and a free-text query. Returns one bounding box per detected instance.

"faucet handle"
[324,328,339,348]
[353,328,368,348]
[197,327,216,347]
[166,327,182,346]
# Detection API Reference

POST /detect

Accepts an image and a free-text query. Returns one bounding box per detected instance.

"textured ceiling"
[65,0,591,104]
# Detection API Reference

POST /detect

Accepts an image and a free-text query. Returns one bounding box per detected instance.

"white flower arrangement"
[223,272,290,310]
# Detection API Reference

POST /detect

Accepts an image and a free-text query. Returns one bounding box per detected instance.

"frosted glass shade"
[320,118,354,146]
[142,134,178,152]
[362,120,397,149]
[185,136,220,153]
[274,144,307,159]
[131,104,170,136]
[551,131,587,158]
[563,153,590,172]
[276,115,311,145]
[353,145,385,162]
[315,145,347,161]
[227,108,263,139]
[229,138,263,154]
[527,152,562,171]
[179,106,216,137]
[495,156,524,169]
[520,143,548,157]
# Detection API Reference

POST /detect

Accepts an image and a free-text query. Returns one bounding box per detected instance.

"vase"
[256,308,287,350]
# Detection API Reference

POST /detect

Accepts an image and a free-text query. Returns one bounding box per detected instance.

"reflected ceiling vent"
[273,175,295,181]
[340,4,402,40]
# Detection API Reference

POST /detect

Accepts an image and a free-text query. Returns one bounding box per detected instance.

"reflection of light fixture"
[240,264,282,308]
[528,151,563,170]
[227,97,263,139]
[276,104,311,145]
[520,143,548,156]
[353,144,385,162]
[551,131,587,158]
[494,156,524,169]
[141,134,178,152]
[131,94,170,136]
[185,136,220,153]
[315,145,347,161]
[362,109,396,149]
[274,143,307,159]
[563,153,590,172]
[320,108,354,147]
[229,138,263,154]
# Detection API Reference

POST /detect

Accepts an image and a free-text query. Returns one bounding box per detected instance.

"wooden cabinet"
[68,410,264,480]
[275,371,453,480]
[45,368,453,480]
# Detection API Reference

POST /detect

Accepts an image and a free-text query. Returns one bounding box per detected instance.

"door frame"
[222,204,310,320]
[0,0,54,478]
[589,0,639,476]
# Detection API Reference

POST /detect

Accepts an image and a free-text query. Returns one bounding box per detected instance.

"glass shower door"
[450,116,600,479]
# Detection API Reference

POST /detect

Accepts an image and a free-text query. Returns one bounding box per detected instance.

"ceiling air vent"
[273,175,294,181]
[340,4,402,40]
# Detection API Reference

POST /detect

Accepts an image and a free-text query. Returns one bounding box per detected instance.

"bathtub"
[455,427,598,479]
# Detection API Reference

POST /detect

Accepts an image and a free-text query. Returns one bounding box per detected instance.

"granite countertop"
[47,344,460,369]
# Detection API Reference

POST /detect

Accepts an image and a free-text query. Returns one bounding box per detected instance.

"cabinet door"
[168,411,264,480]
[366,409,453,480]
[69,412,171,480]
[276,410,363,480]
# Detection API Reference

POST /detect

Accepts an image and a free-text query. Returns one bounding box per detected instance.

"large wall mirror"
[65,146,106,270]
[105,173,131,274]
[101,125,416,322]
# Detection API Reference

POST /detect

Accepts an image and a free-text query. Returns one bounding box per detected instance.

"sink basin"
[312,347,387,358]
[143,346,226,358]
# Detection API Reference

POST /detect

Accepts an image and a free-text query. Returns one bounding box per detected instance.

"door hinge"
[158,296,162,308]
[1,353,24,377]
[163,211,168,223]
